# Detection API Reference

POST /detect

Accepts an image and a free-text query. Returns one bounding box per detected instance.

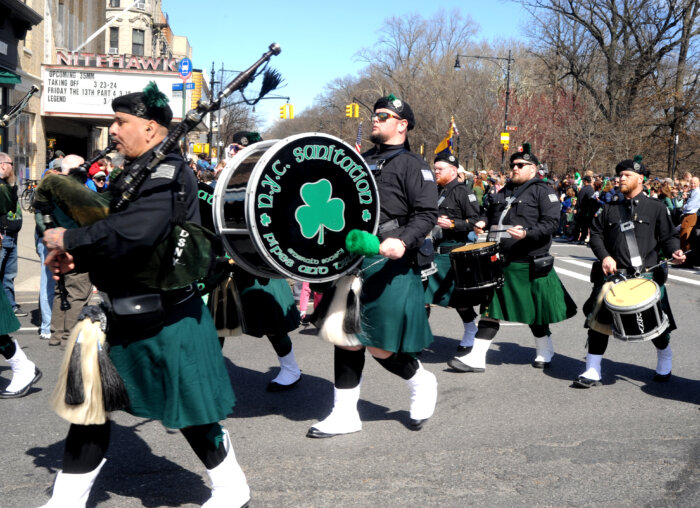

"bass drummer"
[574,157,686,388]
[448,143,577,374]
[425,150,485,353]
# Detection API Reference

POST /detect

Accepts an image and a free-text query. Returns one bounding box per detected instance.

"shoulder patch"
[421,169,434,182]
[548,193,559,203]
[468,194,477,202]
[151,163,176,180]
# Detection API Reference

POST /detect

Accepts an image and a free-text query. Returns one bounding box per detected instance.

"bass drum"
[213,133,380,282]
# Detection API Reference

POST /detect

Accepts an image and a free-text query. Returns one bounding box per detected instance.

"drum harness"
[618,199,645,277]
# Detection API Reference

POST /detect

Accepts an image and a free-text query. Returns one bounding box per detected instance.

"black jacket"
[363,144,438,250]
[484,177,560,262]
[589,191,679,271]
[436,178,481,245]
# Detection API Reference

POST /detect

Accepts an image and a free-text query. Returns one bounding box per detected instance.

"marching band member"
[448,144,577,373]
[41,84,249,507]
[575,157,685,387]
[425,150,484,353]
[307,94,439,437]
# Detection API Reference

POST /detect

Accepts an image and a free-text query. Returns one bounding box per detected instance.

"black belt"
[162,283,196,307]
[378,217,408,234]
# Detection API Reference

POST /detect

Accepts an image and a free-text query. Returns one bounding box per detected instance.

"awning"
[0,69,21,85]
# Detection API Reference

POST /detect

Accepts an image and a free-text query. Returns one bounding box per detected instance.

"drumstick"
[487,227,531,233]
[642,249,692,273]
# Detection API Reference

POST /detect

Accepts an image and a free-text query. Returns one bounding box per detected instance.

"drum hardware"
[603,277,669,342]
[449,241,504,306]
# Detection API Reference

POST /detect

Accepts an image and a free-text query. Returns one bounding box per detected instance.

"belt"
[162,283,196,307]
[378,217,408,234]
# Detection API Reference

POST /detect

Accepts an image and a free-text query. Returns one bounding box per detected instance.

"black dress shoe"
[0,367,42,398]
[447,357,485,373]
[653,372,672,382]
[456,345,473,354]
[573,376,601,388]
[306,427,338,439]
[266,376,301,392]
[532,360,551,369]
[409,418,428,431]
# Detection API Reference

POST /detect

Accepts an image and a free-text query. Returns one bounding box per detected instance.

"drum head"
[604,278,659,309]
[214,133,379,282]
[453,241,496,253]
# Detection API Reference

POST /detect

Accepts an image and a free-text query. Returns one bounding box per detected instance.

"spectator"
[679,176,699,257]
[0,152,25,317]
[35,170,57,340]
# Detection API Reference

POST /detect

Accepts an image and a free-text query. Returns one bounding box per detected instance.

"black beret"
[434,150,459,168]
[112,81,173,127]
[615,155,648,177]
[510,142,540,166]
[232,131,263,146]
[583,175,592,182]
[373,94,415,130]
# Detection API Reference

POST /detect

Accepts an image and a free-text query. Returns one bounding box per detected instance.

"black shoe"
[447,357,485,373]
[0,367,42,398]
[266,375,302,392]
[456,345,473,354]
[532,360,551,369]
[300,314,310,326]
[409,418,429,431]
[306,427,339,439]
[12,305,27,317]
[653,372,671,382]
[573,376,601,388]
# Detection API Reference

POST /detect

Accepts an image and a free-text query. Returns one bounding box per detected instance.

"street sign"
[506,125,518,132]
[173,82,195,91]
[500,132,510,144]
[178,58,192,80]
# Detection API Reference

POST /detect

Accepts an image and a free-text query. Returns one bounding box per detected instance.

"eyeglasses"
[371,112,401,123]
[95,178,106,182]
[1,161,12,166]
[510,162,532,169]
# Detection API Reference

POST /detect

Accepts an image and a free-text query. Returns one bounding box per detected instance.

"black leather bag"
[417,237,435,268]
[110,293,166,334]
[530,254,554,279]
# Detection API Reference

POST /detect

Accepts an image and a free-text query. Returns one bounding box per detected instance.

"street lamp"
[454,50,513,172]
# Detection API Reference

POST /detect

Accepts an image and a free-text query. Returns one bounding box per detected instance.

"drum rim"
[245,132,380,282]
[451,241,498,253]
[213,140,282,278]
[604,278,660,311]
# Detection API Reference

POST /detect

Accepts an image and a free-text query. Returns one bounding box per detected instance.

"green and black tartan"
[357,255,434,353]
[483,262,577,325]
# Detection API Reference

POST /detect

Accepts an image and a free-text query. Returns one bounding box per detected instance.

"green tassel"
[345,229,380,256]
[143,81,169,108]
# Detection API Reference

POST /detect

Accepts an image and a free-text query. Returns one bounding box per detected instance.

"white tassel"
[318,275,363,347]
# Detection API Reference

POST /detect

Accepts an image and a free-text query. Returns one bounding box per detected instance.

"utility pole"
[207,61,219,157]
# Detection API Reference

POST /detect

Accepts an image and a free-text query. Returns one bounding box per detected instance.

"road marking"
[557,258,593,269]
[667,274,700,286]
[557,257,700,287]
[18,326,39,332]
[554,266,590,282]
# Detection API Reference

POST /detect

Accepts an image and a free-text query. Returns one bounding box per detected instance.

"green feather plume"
[523,142,532,154]
[633,154,643,164]
[345,229,380,256]
[142,81,169,108]
[387,93,397,102]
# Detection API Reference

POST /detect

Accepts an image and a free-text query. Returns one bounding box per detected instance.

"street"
[1,215,698,507]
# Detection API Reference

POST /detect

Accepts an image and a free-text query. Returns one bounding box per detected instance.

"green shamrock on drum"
[295,179,346,245]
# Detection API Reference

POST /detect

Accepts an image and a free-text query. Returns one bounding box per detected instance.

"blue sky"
[166,0,525,129]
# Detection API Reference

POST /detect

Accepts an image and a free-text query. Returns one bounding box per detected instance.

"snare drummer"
[448,143,577,373]
[574,157,686,387]
[425,150,485,353]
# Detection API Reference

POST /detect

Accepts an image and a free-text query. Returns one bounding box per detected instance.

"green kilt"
[357,255,434,353]
[108,295,235,429]
[233,266,300,338]
[483,262,577,325]
[0,287,20,336]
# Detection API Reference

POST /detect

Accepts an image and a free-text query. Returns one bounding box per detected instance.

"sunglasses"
[510,162,532,169]
[1,161,12,165]
[95,177,106,182]
[371,112,401,122]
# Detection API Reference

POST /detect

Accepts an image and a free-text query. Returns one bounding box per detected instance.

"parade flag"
[434,116,458,154]
[355,122,363,153]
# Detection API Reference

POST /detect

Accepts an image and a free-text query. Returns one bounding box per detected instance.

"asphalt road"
[1,216,698,507]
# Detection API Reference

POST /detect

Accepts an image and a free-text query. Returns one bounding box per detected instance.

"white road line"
[557,258,593,269]
[557,257,700,287]
[667,274,700,286]
[553,266,590,282]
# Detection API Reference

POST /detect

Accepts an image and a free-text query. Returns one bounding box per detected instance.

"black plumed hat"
[434,149,459,168]
[615,155,648,176]
[373,93,415,131]
[112,81,173,127]
[232,131,263,146]
[510,142,540,166]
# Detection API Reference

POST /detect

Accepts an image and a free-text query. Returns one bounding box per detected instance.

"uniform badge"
[151,163,176,180]
[548,193,558,203]
[468,194,477,202]
[421,169,434,181]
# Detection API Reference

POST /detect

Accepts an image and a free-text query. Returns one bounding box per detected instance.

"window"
[135,1,145,9]
[132,29,144,56]
[109,27,119,52]
[109,0,120,7]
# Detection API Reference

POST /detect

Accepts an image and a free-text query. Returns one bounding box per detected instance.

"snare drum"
[449,241,504,292]
[603,278,669,342]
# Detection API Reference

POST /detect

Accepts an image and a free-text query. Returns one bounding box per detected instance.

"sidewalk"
[13,210,47,333]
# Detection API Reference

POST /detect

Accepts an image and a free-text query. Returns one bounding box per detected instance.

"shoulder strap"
[493,179,542,241]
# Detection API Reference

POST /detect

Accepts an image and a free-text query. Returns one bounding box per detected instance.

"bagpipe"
[44,44,286,425]
[0,85,39,128]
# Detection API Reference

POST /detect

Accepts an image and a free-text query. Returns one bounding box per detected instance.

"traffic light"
[345,103,359,118]
[280,104,294,120]
[352,103,359,118]
[288,104,294,119]
[503,144,509,152]
[280,106,287,119]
